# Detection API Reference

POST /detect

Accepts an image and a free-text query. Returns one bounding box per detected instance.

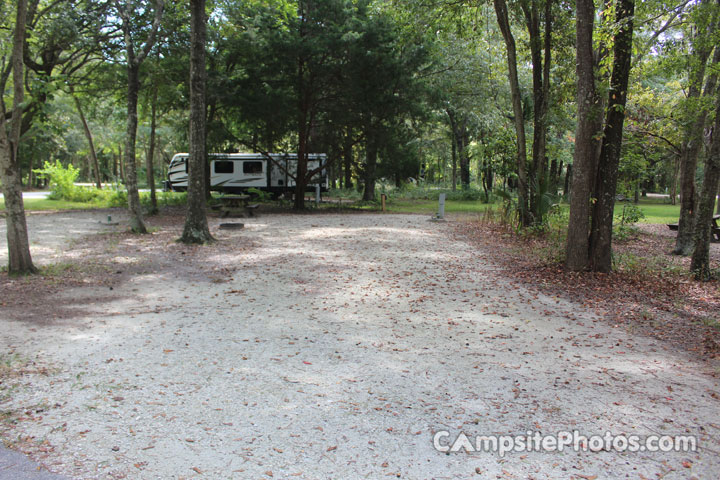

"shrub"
[33,160,80,200]
[247,187,273,203]
[613,203,645,241]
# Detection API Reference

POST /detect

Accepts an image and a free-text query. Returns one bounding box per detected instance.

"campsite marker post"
[438,193,446,219]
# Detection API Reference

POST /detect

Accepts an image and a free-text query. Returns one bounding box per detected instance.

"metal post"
[315,184,321,206]
[438,193,446,219]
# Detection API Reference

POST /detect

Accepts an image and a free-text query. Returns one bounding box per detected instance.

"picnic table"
[211,195,260,218]
[668,214,720,242]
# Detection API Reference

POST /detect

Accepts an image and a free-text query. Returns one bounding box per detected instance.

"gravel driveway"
[1,212,718,479]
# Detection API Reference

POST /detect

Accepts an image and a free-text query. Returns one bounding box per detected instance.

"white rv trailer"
[165,152,328,195]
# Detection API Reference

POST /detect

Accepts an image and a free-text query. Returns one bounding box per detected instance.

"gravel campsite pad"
[1,211,719,479]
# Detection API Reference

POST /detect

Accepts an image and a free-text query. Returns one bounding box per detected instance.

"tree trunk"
[294,43,309,210]
[690,97,720,280]
[119,0,163,232]
[146,85,158,214]
[0,0,36,274]
[565,0,600,271]
[671,155,680,205]
[494,0,529,225]
[522,0,552,223]
[451,126,457,191]
[458,116,470,189]
[180,0,213,244]
[294,121,309,209]
[124,62,148,233]
[564,163,571,198]
[588,0,634,273]
[674,44,720,254]
[344,126,353,189]
[118,145,126,183]
[72,91,102,188]
[362,133,378,201]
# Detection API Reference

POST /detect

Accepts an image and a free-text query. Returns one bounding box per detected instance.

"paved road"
[0,191,51,200]
[0,446,67,480]
[0,187,151,200]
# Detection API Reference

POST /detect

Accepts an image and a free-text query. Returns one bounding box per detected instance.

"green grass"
[0,198,106,211]
[628,202,680,224]
[385,199,499,215]
[368,196,683,223]
[0,191,699,223]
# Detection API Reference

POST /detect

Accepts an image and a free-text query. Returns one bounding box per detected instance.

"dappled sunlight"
[1,212,718,479]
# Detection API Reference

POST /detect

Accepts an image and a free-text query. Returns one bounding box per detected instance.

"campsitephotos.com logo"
[433,430,697,457]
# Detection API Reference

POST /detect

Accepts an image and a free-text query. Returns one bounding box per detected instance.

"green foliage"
[494,189,520,227]
[246,187,273,203]
[329,188,363,201]
[33,161,80,200]
[530,175,560,228]
[391,184,491,202]
[613,203,646,241]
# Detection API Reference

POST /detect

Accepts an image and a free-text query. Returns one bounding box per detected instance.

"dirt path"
[1,212,718,479]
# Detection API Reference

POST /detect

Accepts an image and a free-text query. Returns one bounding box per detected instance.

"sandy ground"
[1,211,719,479]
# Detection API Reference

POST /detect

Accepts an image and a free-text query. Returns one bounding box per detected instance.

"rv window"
[243,161,263,174]
[214,161,234,174]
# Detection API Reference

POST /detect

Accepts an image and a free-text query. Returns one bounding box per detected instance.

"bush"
[247,187,273,203]
[33,160,80,200]
[613,203,645,241]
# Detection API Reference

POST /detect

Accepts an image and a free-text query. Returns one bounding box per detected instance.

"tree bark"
[71,90,102,189]
[674,42,720,254]
[450,115,457,191]
[0,0,36,274]
[522,0,553,223]
[494,0,529,225]
[119,0,164,233]
[180,0,213,244]
[293,4,310,210]
[565,0,600,271]
[588,0,634,273]
[362,132,378,201]
[343,126,353,189]
[146,84,158,214]
[123,61,148,233]
[690,96,720,279]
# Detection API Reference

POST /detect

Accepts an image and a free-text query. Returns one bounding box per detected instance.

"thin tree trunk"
[123,62,148,233]
[118,145,125,183]
[671,155,680,205]
[675,43,720,254]
[451,128,457,191]
[565,0,600,271]
[344,126,353,189]
[180,0,213,244]
[0,0,36,274]
[118,0,164,233]
[522,0,553,223]
[690,97,720,279]
[588,0,634,273]
[72,90,102,188]
[494,0,529,225]
[459,118,470,189]
[27,141,35,187]
[146,85,158,214]
[362,132,378,201]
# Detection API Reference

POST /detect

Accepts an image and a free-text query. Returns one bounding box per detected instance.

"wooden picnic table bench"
[210,195,257,218]
[668,214,720,242]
